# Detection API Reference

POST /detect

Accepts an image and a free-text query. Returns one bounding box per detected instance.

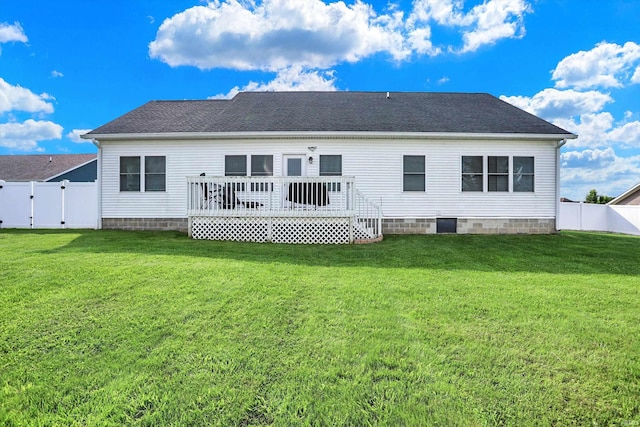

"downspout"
[91,139,103,230]
[555,139,568,232]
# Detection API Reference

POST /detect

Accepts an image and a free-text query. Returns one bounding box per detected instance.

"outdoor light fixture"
[308,156,314,164]
[307,146,317,152]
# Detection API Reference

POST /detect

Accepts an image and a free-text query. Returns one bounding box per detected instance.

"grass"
[0,230,639,426]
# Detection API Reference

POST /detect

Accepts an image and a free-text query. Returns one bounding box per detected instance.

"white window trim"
[402,154,426,192]
[119,155,166,193]
[225,154,275,177]
[460,155,535,193]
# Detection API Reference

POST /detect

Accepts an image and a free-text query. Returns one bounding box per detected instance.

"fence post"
[0,180,4,228]
[578,202,583,231]
[30,181,35,229]
[60,180,69,228]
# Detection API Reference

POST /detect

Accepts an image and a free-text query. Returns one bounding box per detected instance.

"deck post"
[349,216,354,243]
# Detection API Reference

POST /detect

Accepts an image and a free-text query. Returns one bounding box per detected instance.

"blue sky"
[1,0,639,200]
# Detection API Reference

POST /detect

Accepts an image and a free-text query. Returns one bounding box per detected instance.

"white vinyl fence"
[0,180,98,229]
[558,202,640,236]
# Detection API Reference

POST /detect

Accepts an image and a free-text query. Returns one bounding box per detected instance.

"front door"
[284,155,306,177]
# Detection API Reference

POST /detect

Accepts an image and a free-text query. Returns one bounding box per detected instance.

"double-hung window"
[225,155,274,191]
[320,155,342,191]
[488,156,508,192]
[224,155,274,176]
[513,156,534,192]
[145,156,166,191]
[250,155,273,191]
[461,155,535,193]
[251,155,273,176]
[120,156,166,192]
[120,157,141,191]
[403,155,425,191]
[462,156,483,192]
[320,155,342,176]
[225,155,247,176]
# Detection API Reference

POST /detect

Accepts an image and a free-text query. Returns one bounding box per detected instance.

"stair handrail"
[353,188,383,240]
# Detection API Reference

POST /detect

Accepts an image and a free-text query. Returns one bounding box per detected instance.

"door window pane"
[287,158,302,176]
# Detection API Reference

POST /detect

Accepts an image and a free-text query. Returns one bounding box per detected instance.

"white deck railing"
[187,176,356,217]
[186,176,383,243]
[354,188,383,240]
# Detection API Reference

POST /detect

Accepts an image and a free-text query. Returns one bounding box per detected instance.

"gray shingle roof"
[0,154,97,182]
[86,92,575,136]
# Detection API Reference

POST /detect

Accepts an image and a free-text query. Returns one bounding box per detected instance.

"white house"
[82,91,577,243]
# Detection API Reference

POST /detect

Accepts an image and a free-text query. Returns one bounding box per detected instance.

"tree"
[585,189,614,204]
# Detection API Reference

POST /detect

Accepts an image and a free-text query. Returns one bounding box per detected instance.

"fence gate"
[0,180,97,229]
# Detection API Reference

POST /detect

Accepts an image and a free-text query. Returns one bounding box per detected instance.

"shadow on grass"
[4,228,639,276]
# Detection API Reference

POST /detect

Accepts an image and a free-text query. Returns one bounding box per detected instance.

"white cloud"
[552,41,640,89]
[551,114,640,150]
[553,113,615,148]
[561,147,616,168]
[501,40,640,199]
[560,151,640,200]
[408,0,470,27]
[0,22,27,44]
[51,70,64,78]
[609,120,640,147]
[149,0,410,71]
[459,0,530,53]
[0,78,55,114]
[407,26,441,56]
[408,0,531,53]
[67,129,93,143]
[0,119,63,150]
[211,66,337,99]
[632,66,640,84]
[500,88,612,121]
[150,0,533,72]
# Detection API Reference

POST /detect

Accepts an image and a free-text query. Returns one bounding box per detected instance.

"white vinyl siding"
[99,138,558,220]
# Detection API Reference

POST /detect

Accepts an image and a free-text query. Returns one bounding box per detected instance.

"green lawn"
[0,230,639,426]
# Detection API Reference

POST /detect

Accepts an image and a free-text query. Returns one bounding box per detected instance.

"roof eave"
[608,181,640,205]
[44,158,98,182]
[83,131,578,141]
